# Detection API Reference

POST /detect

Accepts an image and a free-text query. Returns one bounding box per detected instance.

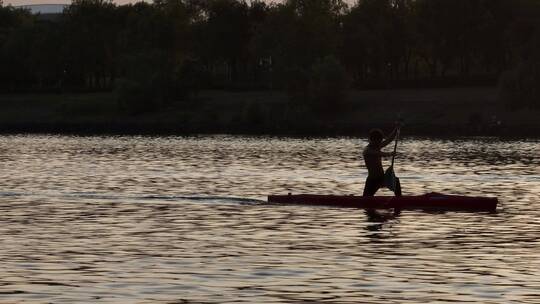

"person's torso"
[363,145,384,177]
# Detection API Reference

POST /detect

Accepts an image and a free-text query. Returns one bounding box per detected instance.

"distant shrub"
[468,112,484,126]
[499,32,540,110]
[243,101,265,126]
[115,78,158,114]
[499,66,540,110]
[310,56,349,114]
[115,50,198,114]
[283,56,349,116]
[282,66,311,107]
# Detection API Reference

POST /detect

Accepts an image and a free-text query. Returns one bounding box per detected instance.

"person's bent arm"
[364,149,396,157]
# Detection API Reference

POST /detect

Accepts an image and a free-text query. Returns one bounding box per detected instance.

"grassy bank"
[0,87,538,137]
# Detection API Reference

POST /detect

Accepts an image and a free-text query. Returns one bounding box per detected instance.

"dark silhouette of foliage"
[283,56,348,116]
[1,0,540,109]
[342,0,414,86]
[62,0,118,89]
[310,56,349,114]
[499,18,540,109]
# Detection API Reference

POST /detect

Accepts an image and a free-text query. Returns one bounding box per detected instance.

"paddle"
[384,126,400,194]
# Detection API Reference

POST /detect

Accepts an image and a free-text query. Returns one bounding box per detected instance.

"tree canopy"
[1,0,539,108]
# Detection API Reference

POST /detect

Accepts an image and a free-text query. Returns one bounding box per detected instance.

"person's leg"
[363,178,375,196]
[363,177,381,197]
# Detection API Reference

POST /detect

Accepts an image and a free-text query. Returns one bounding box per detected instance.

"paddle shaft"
[390,128,400,167]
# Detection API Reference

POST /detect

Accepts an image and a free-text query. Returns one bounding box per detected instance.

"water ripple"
[0,135,538,303]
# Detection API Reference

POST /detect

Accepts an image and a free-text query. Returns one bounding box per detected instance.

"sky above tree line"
[7,0,354,6]
[7,0,154,5]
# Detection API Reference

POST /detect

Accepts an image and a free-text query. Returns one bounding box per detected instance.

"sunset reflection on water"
[0,135,538,303]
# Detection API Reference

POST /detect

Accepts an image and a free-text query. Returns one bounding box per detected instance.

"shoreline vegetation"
[2,0,540,137]
[1,87,539,137]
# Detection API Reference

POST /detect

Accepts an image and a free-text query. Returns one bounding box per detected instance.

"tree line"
[1,0,539,110]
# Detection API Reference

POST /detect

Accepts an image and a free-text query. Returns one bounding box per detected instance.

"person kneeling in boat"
[362,127,402,196]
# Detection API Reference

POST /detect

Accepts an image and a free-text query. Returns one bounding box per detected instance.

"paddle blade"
[384,166,397,192]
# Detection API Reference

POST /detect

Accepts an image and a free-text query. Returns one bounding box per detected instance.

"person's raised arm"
[380,126,399,148]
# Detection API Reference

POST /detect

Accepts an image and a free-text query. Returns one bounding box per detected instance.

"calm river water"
[0,135,538,303]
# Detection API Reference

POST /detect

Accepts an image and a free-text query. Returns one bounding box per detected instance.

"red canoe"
[267,192,498,212]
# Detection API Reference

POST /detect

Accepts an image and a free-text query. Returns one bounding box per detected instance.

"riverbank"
[0,87,538,137]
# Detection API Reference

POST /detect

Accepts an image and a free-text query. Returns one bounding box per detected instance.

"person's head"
[368,129,384,146]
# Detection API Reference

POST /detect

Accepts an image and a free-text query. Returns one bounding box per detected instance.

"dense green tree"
[62,0,119,89]
[286,0,346,67]
[0,5,34,90]
[115,0,199,113]
[310,55,349,114]
[194,0,252,83]
[251,0,346,92]
[499,0,540,109]
[1,0,540,110]
[342,0,415,86]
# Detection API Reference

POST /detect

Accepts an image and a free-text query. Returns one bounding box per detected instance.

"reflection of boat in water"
[267,192,498,212]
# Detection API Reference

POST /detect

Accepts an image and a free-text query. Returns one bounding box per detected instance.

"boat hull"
[267,193,498,212]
